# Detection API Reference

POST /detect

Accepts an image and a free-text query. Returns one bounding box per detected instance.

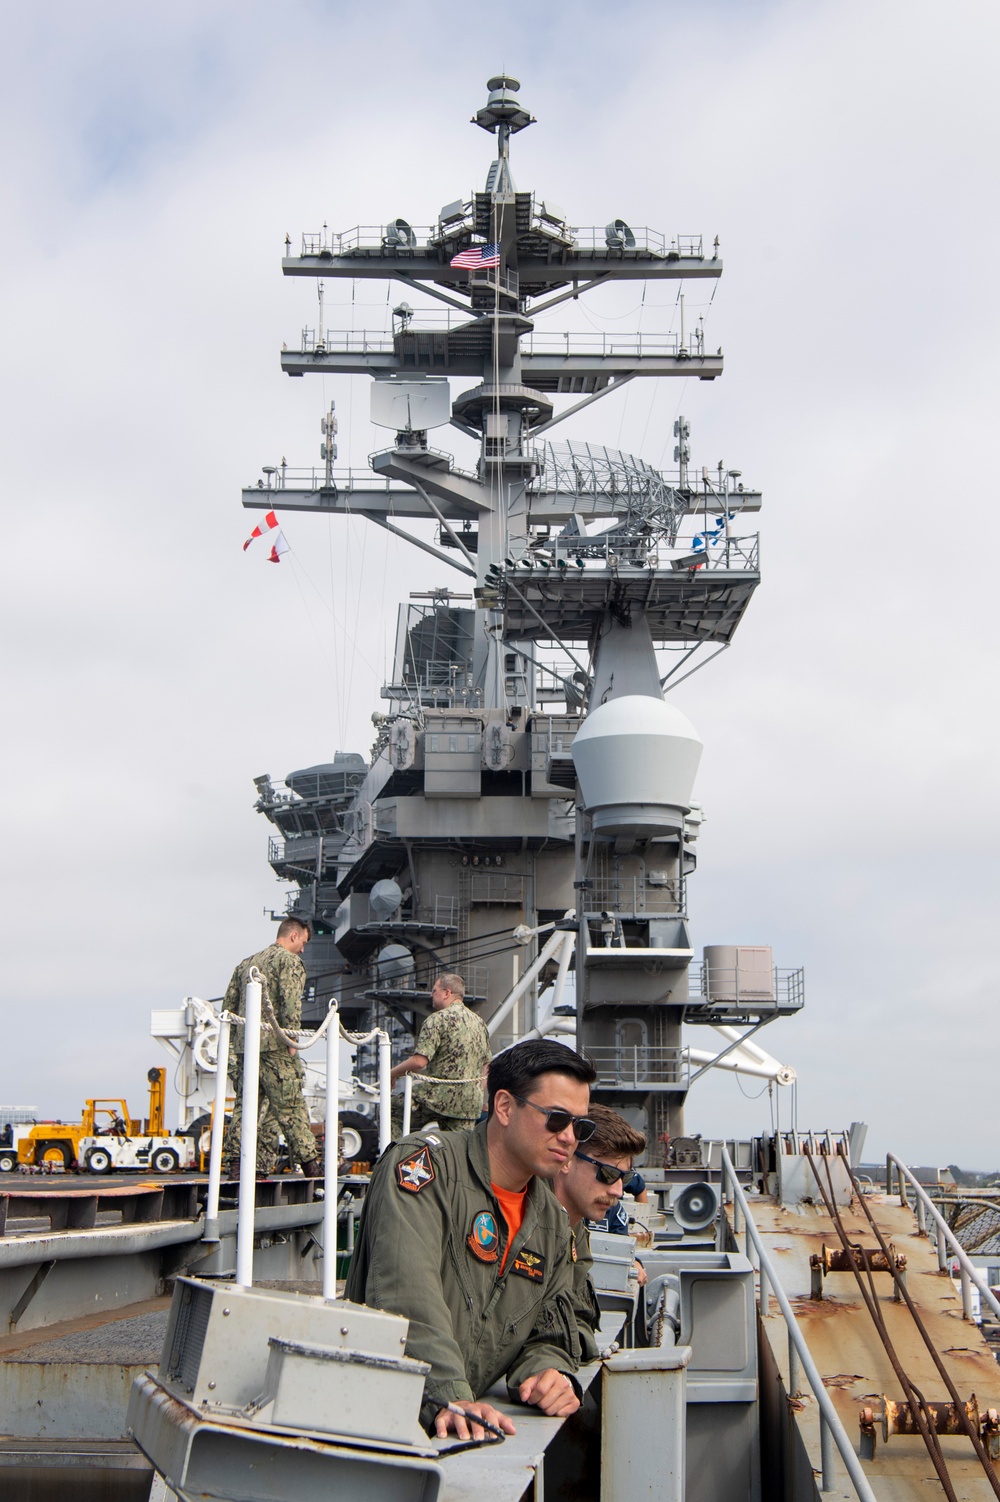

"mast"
[244,76,795,1144]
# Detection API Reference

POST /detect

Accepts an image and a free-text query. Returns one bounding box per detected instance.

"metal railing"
[470,265,519,298]
[718,1147,878,1500]
[886,1154,1000,1323]
[522,329,706,359]
[296,224,705,261]
[587,1045,690,1090]
[249,463,399,493]
[688,964,803,1010]
[584,874,685,917]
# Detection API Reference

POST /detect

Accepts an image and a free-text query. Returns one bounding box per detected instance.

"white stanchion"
[236,973,263,1288]
[401,1072,413,1138]
[203,1016,231,1241]
[323,1002,340,1302]
[377,1031,392,1156]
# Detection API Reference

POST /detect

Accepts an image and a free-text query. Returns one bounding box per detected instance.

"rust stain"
[821,1373,866,1389]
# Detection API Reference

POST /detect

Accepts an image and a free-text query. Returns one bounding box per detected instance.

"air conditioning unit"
[703,945,775,1004]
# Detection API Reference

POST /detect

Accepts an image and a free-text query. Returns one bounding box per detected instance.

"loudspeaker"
[672,1180,720,1232]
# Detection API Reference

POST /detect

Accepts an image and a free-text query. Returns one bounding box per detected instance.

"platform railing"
[886,1153,1000,1323]
[718,1147,877,1501]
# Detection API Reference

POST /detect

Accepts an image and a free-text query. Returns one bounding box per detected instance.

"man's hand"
[434,1399,517,1440]
[518,1368,580,1417]
[635,1257,648,1287]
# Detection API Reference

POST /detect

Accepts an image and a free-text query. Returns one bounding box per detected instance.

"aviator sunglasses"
[509,1093,597,1142]
[575,1150,639,1192]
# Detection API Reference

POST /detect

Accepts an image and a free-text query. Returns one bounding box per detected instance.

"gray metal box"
[589,1230,639,1292]
[639,1251,756,1402]
[262,1337,429,1444]
[160,1278,408,1411]
[423,716,482,797]
[703,944,775,1004]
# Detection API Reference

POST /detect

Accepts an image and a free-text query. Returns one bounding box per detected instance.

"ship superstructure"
[245,74,801,1150]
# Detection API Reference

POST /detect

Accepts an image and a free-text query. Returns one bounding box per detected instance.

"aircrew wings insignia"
[396,1146,435,1193]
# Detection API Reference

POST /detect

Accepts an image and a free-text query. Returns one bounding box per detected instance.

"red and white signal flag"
[267,531,290,563]
[243,510,279,550]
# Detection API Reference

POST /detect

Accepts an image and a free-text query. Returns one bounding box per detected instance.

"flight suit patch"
[467,1210,499,1263]
[396,1146,435,1193]
[511,1248,546,1282]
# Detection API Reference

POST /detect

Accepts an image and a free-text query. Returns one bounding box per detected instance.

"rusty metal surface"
[748,1191,1000,1499]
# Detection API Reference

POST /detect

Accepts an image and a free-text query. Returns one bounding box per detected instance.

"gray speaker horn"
[672,1181,720,1232]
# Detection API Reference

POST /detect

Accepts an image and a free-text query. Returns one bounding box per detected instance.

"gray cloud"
[1,0,996,1166]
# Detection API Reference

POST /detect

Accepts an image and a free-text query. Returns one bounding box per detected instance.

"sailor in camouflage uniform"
[389,972,492,1133]
[222,917,321,1176]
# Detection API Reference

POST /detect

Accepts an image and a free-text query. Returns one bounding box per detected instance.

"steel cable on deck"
[808,1147,1000,1502]
[804,1147,961,1502]
[840,1150,1000,1499]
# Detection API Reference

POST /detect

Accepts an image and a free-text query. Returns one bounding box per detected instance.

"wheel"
[0,1151,16,1173]
[86,1147,113,1174]
[151,1147,179,1173]
[338,1111,378,1168]
[37,1140,72,1169]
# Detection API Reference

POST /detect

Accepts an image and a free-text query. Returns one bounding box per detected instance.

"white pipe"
[236,973,263,1288]
[520,1016,578,1041]
[203,1016,230,1241]
[377,1031,392,1156]
[487,929,568,1038]
[710,1024,794,1079]
[689,1046,795,1085]
[402,1073,413,1137]
[550,927,574,1013]
[323,1003,339,1301]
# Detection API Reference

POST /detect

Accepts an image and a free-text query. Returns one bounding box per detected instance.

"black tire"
[338,1110,378,1167]
[151,1147,179,1173]
[0,1151,16,1174]
[36,1139,72,1169]
[86,1147,113,1174]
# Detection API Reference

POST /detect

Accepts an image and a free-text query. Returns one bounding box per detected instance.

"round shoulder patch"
[467,1209,500,1262]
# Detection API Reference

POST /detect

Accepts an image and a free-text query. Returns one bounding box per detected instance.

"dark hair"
[586,1102,646,1159]
[487,1039,596,1115]
[277,916,312,940]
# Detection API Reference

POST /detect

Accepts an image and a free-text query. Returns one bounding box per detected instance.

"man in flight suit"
[345,1038,598,1439]
[551,1103,647,1359]
[222,916,321,1178]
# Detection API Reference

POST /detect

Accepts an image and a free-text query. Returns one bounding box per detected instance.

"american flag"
[450,243,501,270]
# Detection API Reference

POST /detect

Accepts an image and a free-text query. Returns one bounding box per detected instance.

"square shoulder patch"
[396,1145,436,1194]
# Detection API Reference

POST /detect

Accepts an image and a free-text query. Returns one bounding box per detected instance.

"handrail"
[719,1147,877,1501]
[886,1152,1000,1323]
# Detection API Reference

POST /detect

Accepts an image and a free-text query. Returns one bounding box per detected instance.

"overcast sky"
[2,0,997,1168]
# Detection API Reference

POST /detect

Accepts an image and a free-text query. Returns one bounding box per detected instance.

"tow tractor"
[17,1069,199,1174]
[77,1067,197,1174]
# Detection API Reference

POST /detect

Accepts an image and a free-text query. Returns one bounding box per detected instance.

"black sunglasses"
[510,1093,597,1142]
[575,1150,638,1191]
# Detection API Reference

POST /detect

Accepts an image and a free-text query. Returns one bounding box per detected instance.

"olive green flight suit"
[569,1221,603,1363]
[345,1121,581,1430]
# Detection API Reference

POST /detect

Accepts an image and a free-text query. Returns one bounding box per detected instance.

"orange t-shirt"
[492,1181,528,1274]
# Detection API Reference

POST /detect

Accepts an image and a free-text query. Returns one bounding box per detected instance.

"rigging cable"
[805,1148,1000,1502]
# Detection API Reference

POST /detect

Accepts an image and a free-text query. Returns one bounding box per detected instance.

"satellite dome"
[376,944,414,985]
[370,878,403,921]
[571,695,702,836]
